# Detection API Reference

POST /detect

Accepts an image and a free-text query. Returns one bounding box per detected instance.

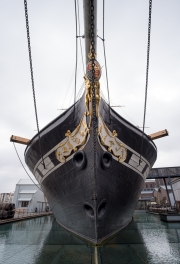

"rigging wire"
[67,62,83,107]
[101,89,108,104]
[61,70,75,110]
[77,0,85,74]
[101,73,138,126]
[97,0,110,119]
[58,1,85,112]
[99,1,140,128]
[73,0,78,123]
[76,82,84,100]
[23,0,45,169]
[139,0,152,164]
[102,0,110,107]
[119,107,138,127]
[73,0,85,119]
[13,142,43,192]
[68,80,84,107]
[61,0,84,111]
[60,56,82,110]
[13,143,85,207]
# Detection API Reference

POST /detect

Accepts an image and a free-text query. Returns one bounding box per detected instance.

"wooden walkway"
[0,211,53,225]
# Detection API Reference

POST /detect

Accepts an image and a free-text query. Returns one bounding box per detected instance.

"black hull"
[25,94,157,245]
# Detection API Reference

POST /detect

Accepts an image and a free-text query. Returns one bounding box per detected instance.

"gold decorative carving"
[88,45,97,60]
[80,131,84,137]
[84,74,100,119]
[84,75,92,116]
[98,115,127,163]
[65,130,71,137]
[84,45,101,122]
[55,113,89,163]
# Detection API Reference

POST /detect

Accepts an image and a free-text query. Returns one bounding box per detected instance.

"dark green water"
[0,212,180,264]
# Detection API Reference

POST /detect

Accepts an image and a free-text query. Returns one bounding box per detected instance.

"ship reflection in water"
[0,212,180,264]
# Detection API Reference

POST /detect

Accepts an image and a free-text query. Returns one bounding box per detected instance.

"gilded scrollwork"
[98,115,127,163]
[55,113,89,163]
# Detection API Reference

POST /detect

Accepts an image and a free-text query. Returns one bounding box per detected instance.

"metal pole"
[163,177,172,208]
[94,247,99,264]
[168,176,177,210]
[90,248,93,264]
[99,248,103,264]
[83,0,97,64]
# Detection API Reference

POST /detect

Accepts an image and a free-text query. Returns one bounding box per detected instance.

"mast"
[83,0,97,64]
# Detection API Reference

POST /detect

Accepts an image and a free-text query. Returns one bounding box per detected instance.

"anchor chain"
[90,0,97,184]
[139,0,152,164]
[90,0,98,241]
[24,0,45,169]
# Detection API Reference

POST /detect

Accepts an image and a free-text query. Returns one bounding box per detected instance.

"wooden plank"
[149,129,169,140]
[10,135,30,145]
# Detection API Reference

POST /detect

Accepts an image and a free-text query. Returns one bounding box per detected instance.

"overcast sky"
[0,0,180,193]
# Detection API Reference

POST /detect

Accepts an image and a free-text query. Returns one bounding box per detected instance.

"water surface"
[0,212,180,263]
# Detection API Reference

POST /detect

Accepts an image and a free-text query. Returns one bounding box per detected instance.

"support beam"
[148,129,168,140]
[163,177,172,208]
[147,166,180,179]
[10,135,30,145]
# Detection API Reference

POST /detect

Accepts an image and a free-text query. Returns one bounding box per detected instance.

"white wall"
[13,181,47,212]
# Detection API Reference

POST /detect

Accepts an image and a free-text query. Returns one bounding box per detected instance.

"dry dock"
[0,212,180,263]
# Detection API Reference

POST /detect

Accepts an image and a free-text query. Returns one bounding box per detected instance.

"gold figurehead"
[84,46,101,119]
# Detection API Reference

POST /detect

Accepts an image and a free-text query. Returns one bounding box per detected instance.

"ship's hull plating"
[25,94,157,245]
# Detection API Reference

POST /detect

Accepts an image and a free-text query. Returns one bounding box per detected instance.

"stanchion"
[94,247,98,264]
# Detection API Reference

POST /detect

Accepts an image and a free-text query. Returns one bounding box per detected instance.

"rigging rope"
[59,1,84,112]
[139,0,152,164]
[97,0,110,120]
[23,0,45,169]
[77,0,85,74]
[61,69,74,109]
[76,82,84,100]
[74,0,78,121]
[13,143,87,208]
[102,0,110,107]
[13,143,43,192]
[73,0,86,122]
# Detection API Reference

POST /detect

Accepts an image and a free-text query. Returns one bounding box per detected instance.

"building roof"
[153,186,171,192]
[17,179,39,185]
[145,179,156,182]
[141,191,154,194]
[18,198,32,201]
[139,197,153,201]
[19,190,37,194]
[160,185,171,190]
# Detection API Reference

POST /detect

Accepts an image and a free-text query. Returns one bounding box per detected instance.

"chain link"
[90,0,97,179]
[90,0,98,241]
[24,0,45,168]
[139,0,152,164]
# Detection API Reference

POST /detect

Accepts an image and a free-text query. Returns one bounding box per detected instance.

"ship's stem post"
[83,0,98,243]
[94,247,99,264]
[83,0,97,64]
